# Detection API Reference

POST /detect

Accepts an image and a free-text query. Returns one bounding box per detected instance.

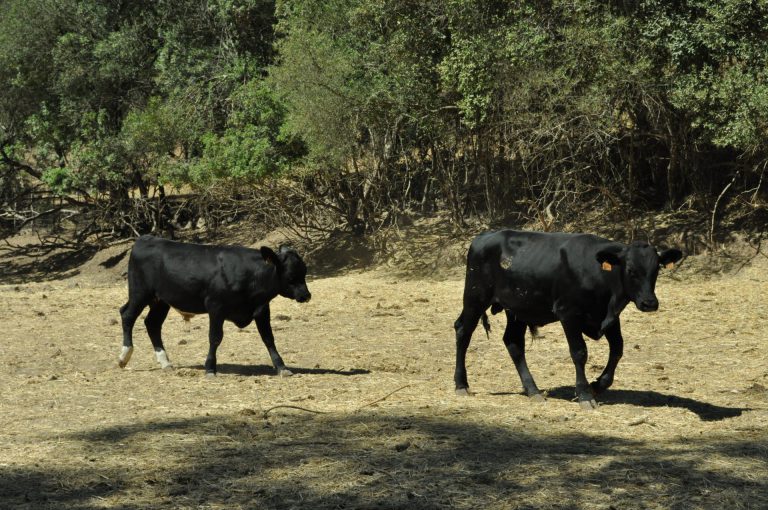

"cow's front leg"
[254,304,292,377]
[561,319,598,410]
[591,320,623,395]
[205,313,225,376]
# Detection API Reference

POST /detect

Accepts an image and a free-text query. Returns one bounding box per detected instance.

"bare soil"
[1,231,767,509]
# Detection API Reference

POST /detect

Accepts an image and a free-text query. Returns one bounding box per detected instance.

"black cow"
[118,235,311,376]
[454,230,682,409]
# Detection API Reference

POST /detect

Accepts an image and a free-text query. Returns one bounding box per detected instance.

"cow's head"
[596,241,682,312]
[260,246,312,303]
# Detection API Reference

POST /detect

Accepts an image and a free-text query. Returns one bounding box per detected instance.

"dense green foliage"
[2,0,767,236]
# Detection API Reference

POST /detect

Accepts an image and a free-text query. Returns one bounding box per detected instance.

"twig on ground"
[262,405,329,418]
[261,385,412,419]
[356,384,410,411]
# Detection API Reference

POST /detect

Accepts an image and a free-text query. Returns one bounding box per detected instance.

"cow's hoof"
[161,364,174,370]
[589,381,606,396]
[455,388,472,397]
[118,346,133,368]
[529,393,546,403]
[278,368,294,377]
[205,372,217,378]
[155,350,172,370]
[579,399,599,410]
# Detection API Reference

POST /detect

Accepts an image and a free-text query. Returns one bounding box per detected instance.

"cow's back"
[464,230,615,324]
[467,230,574,280]
[129,235,216,282]
[127,236,263,313]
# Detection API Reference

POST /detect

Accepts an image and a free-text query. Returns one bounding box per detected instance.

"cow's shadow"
[546,385,748,421]
[189,363,370,377]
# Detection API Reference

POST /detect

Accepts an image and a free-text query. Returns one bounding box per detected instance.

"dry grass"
[1,234,767,509]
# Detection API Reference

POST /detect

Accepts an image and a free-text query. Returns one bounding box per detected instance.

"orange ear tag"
[664,262,675,269]
[601,261,612,271]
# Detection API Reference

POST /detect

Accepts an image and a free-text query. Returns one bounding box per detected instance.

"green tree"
[1,0,296,236]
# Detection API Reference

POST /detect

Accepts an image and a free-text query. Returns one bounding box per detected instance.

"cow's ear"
[658,248,682,269]
[260,246,280,267]
[596,246,623,271]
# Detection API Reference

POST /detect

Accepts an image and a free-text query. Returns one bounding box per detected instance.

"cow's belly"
[504,307,558,325]
[225,309,257,328]
[156,288,254,321]
[167,306,254,329]
[158,292,207,315]
[152,274,209,313]
[496,287,557,325]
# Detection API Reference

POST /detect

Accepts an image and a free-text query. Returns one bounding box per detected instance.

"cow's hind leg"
[119,298,149,368]
[145,301,172,369]
[503,313,544,402]
[454,305,484,396]
[591,320,623,395]
[254,304,292,377]
[561,319,598,410]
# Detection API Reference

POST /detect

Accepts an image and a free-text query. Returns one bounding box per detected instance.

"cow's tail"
[481,313,491,338]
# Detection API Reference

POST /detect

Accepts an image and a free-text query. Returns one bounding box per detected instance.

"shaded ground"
[1,231,767,509]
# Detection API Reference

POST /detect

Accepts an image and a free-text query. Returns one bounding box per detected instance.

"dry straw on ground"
[0,233,766,509]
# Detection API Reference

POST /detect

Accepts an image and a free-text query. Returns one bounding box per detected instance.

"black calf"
[119,235,311,375]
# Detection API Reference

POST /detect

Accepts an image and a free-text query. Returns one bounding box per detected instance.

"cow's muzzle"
[296,292,312,303]
[637,298,659,312]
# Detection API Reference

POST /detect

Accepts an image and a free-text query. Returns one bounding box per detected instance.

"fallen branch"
[262,405,329,418]
[709,171,738,249]
[356,384,410,410]
[260,384,412,419]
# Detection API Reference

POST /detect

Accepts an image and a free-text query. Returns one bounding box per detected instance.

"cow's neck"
[249,266,281,300]
[599,275,629,335]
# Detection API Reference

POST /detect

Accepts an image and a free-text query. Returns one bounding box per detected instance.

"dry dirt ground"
[1,234,767,510]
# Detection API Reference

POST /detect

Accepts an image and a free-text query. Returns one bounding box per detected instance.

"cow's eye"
[627,268,638,278]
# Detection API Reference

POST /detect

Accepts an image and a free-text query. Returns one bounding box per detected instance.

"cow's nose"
[297,292,311,303]
[639,298,658,312]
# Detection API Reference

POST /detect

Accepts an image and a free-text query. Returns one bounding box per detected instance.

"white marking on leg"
[155,349,173,369]
[118,346,134,368]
